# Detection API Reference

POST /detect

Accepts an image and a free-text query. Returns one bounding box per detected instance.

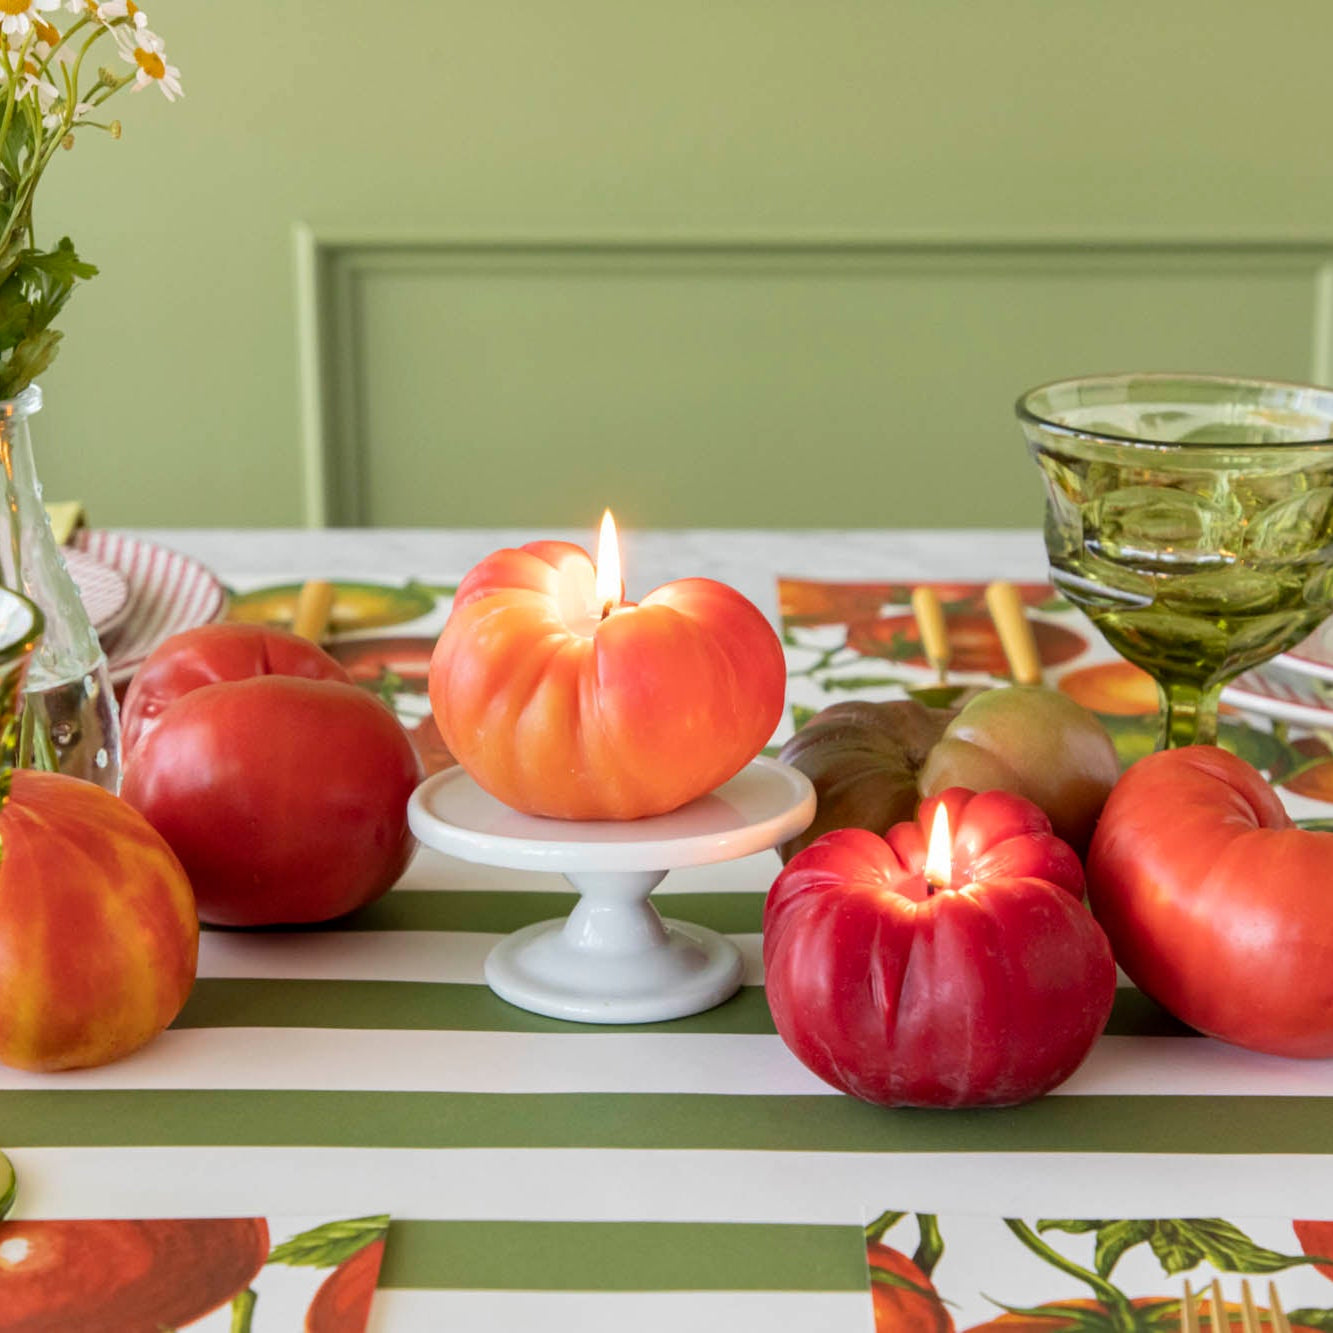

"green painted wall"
[27,2,1333,528]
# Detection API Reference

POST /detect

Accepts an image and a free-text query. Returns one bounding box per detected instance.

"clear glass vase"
[0,385,121,790]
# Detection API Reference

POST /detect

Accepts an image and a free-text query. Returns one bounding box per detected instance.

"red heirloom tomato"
[764,788,1115,1107]
[1086,745,1333,1058]
[121,623,352,755]
[867,1242,954,1333]
[123,677,420,925]
[0,771,197,1072]
[429,540,786,820]
[306,1237,385,1333]
[0,1217,269,1332]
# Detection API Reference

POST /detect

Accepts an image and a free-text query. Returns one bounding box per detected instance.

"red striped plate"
[70,531,229,684]
[1222,662,1333,730]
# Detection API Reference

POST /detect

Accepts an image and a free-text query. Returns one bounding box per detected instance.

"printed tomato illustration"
[847,613,1086,674]
[1058,661,1159,716]
[1295,1219,1333,1281]
[411,713,456,776]
[966,1297,1320,1333]
[0,1217,269,1332]
[327,637,436,694]
[305,1236,385,1333]
[867,1241,954,1333]
[779,579,898,627]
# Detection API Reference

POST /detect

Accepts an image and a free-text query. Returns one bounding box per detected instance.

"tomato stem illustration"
[1004,1219,1137,1332]
[229,1287,257,1333]
[914,1214,945,1278]
[866,1210,908,1244]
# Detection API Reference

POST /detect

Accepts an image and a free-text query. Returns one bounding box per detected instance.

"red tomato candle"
[429,513,786,820]
[763,787,1116,1108]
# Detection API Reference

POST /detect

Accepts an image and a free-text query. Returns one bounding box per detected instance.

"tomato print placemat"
[0,1212,388,1331]
[777,577,1333,825]
[864,1210,1333,1333]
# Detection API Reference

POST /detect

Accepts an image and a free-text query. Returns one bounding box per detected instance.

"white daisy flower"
[0,0,62,39]
[96,0,142,21]
[18,67,58,115]
[129,39,178,100]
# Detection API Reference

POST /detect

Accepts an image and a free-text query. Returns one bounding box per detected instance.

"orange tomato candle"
[429,513,787,820]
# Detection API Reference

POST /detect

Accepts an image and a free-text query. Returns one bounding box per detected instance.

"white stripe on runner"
[197,930,767,986]
[0,1030,1326,1097]
[369,1291,872,1333]
[0,1028,835,1095]
[16,1147,1333,1223]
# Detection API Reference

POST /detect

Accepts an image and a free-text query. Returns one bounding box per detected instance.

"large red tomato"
[123,677,420,926]
[430,541,786,820]
[764,788,1115,1107]
[0,1217,269,1332]
[0,771,197,1072]
[1086,746,1333,1058]
[121,623,351,755]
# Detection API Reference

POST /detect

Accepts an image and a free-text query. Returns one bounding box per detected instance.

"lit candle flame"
[594,509,622,616]
[923,802,952,890]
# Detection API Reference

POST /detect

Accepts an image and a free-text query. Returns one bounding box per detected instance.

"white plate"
[1277,617,1333,682]
[70,530,229,684]
[64,547,130,638]
[1221,662,1333,730]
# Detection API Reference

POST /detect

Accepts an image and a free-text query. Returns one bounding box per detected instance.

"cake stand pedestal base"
[407,757,815,1025]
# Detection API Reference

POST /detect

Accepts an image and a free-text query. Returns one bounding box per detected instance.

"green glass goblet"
[1018,373,1333,749]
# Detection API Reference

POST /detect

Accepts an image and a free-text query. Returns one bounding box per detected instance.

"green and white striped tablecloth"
[10,535,1333,1333]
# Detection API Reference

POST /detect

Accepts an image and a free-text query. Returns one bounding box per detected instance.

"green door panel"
[23,1,1333,528]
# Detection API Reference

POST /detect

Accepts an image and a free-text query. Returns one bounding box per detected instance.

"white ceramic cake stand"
[407,756,815,1024]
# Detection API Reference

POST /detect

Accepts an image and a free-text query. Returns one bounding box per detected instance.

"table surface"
[13,528,1333,1333]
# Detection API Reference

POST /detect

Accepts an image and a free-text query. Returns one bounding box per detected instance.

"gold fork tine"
[1211,1279,1230,1333]
[1267,1281,1292,1333]
[1240,1279,1262,1333]
[1182,1279,1200,1333]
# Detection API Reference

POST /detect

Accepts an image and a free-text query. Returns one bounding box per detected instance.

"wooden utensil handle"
[291,579,335,643]
[910,586,951,681]
[985,581,1042,685]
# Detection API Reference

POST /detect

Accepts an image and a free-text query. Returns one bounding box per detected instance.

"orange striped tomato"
[430,542,786,820]
[0,771,197,1072]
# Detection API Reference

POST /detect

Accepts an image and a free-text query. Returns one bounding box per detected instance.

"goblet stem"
[1156,679,1222,749]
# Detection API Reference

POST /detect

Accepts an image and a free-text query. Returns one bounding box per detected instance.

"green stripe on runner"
[173,978,1191,1038]
[202,890,767,935]
[4,1091,1328,1153]
[380,1220,865,1291]
[174,979,776,1035]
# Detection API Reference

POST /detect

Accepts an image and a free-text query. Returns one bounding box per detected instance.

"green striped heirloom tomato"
[764,788,1115,1107]
[0,771,197,1072]
[1087,745,1333,1057]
